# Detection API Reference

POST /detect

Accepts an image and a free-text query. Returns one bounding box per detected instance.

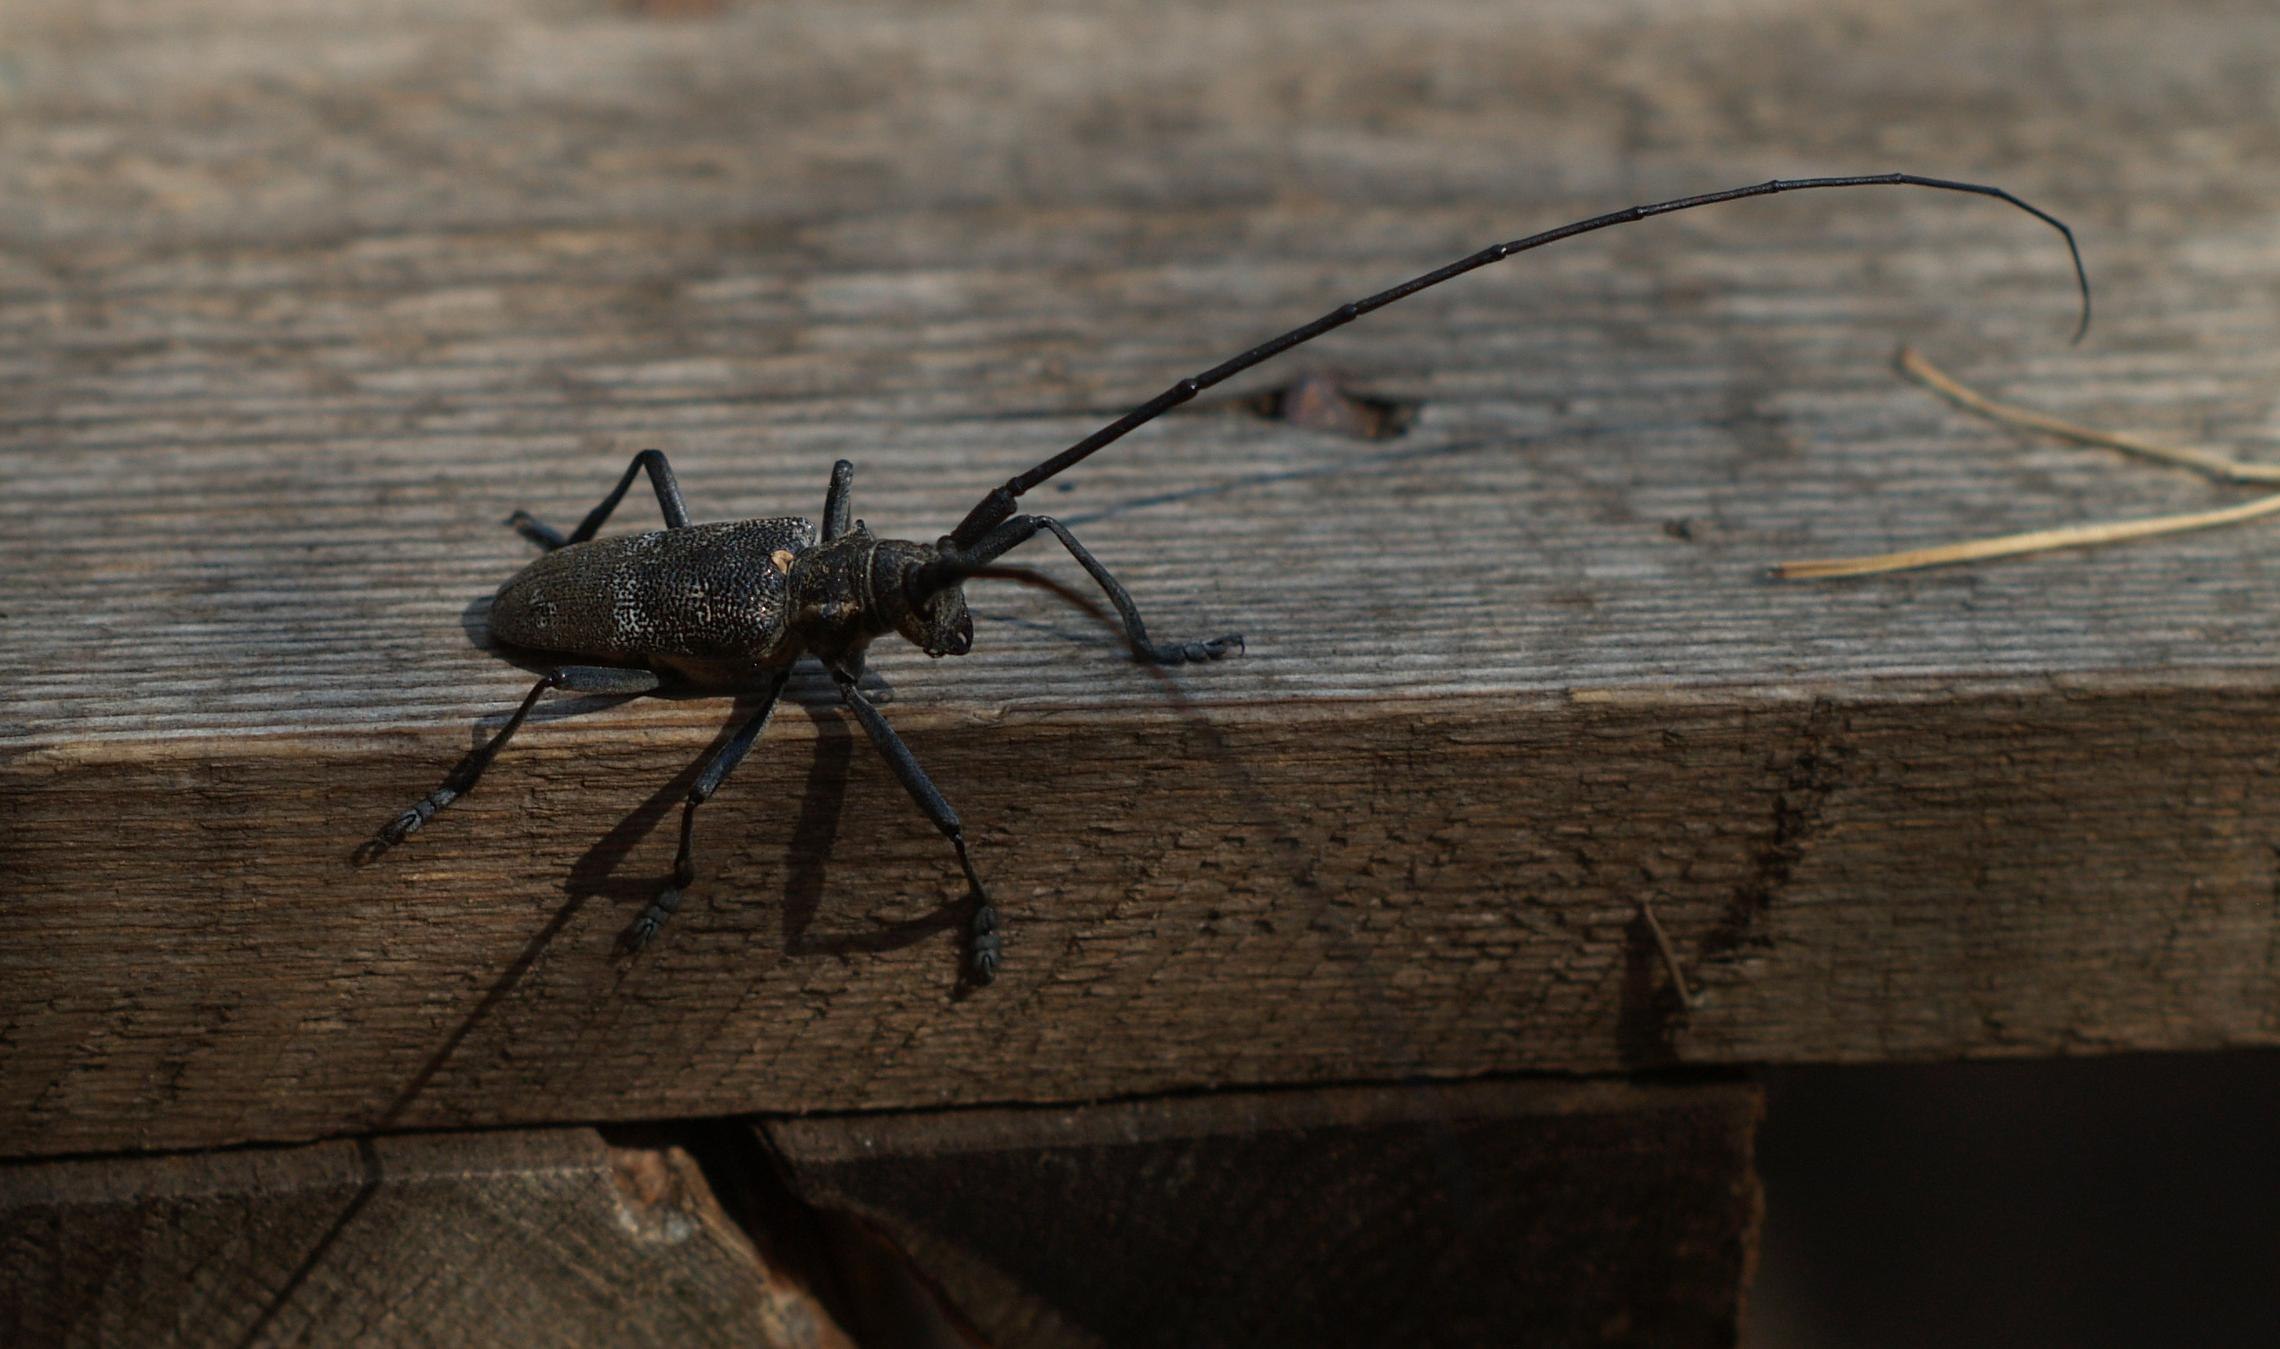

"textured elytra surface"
[5,0,2280,1157]
[491,517,818,677]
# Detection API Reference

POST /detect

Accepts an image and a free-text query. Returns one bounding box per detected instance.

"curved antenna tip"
[2067,244,2093,345]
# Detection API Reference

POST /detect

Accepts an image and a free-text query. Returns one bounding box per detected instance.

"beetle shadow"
[439,585,939,957]
[374,695,768,1128]
[976,563,1523,1221]
[378,668,964,1125]
[975,559,1517,1074]
[548,670,954,960]
[772,700,966,962]
[557,696,768,925]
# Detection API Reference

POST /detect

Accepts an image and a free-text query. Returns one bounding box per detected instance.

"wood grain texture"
[766,1079,1762,1348]
[6,0,2280,1155]
[0,1127,852,1348]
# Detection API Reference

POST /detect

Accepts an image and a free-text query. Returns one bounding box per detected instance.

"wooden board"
[766,1078,1762,1348]
[7,0,2280,1155]
[0,1127,851,1348]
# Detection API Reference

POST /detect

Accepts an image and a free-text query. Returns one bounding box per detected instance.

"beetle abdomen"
[490,517,817,673]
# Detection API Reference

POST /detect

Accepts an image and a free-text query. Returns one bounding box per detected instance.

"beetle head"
[874,540,973,657]
[904,582,973,657]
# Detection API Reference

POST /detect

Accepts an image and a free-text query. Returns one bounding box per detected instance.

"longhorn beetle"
[369,174,2090,985]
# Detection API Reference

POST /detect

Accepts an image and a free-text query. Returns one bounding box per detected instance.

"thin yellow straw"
[1775,348,2280,579]
[1896,346,2280,485]
[1777,491,2280,579]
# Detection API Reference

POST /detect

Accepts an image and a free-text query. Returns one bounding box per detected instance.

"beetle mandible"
[367,173,2090,986]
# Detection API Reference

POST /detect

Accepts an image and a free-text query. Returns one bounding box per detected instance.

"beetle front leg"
[364,665,662,857]
[831,667,999,983]
[628,668,791,949]
[964,514,1243,665]
[508,448,693,551]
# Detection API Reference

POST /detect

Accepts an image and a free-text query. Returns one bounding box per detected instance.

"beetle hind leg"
[363,665,661,861]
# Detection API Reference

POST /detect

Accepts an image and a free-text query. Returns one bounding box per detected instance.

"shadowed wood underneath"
[765,1078,1763,1348]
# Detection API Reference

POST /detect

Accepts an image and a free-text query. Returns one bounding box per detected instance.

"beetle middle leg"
[627,667,793,949]
[964,514,1243,665]
[830,666,999,983]
[366,665,663,855]
[507,448,692,551]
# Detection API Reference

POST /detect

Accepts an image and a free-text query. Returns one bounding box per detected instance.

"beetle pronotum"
[368,174,2089,985]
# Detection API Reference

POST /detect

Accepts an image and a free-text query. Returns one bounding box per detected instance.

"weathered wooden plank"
[766,1079,1763,1348]
[8,681,2277,1157]
[6,0,2280,1157]
[0,1127,852,1348]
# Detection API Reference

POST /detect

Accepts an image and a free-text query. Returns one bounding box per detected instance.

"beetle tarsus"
[383,787,455,844]
[967,900,1002,983]
[629,887,681,950]
[1150,633,1243,665]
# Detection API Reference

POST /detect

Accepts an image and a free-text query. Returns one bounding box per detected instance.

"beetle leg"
[821,459,855,542]
[364,665,662,857]
[830,667,999,983]
[966,514,1244,665]
[628,667,792,949]
[507,448,692,551]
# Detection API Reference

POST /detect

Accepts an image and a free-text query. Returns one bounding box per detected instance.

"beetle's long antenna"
[944,173,2092,550]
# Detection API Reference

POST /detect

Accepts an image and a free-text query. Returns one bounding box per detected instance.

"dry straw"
[1776,348,2280,580]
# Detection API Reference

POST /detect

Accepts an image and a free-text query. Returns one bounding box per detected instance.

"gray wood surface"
[6,0,2280,1155]
[0,1126,851,1348]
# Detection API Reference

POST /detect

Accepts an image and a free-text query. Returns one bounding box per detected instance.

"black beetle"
[368,174,2089,985]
